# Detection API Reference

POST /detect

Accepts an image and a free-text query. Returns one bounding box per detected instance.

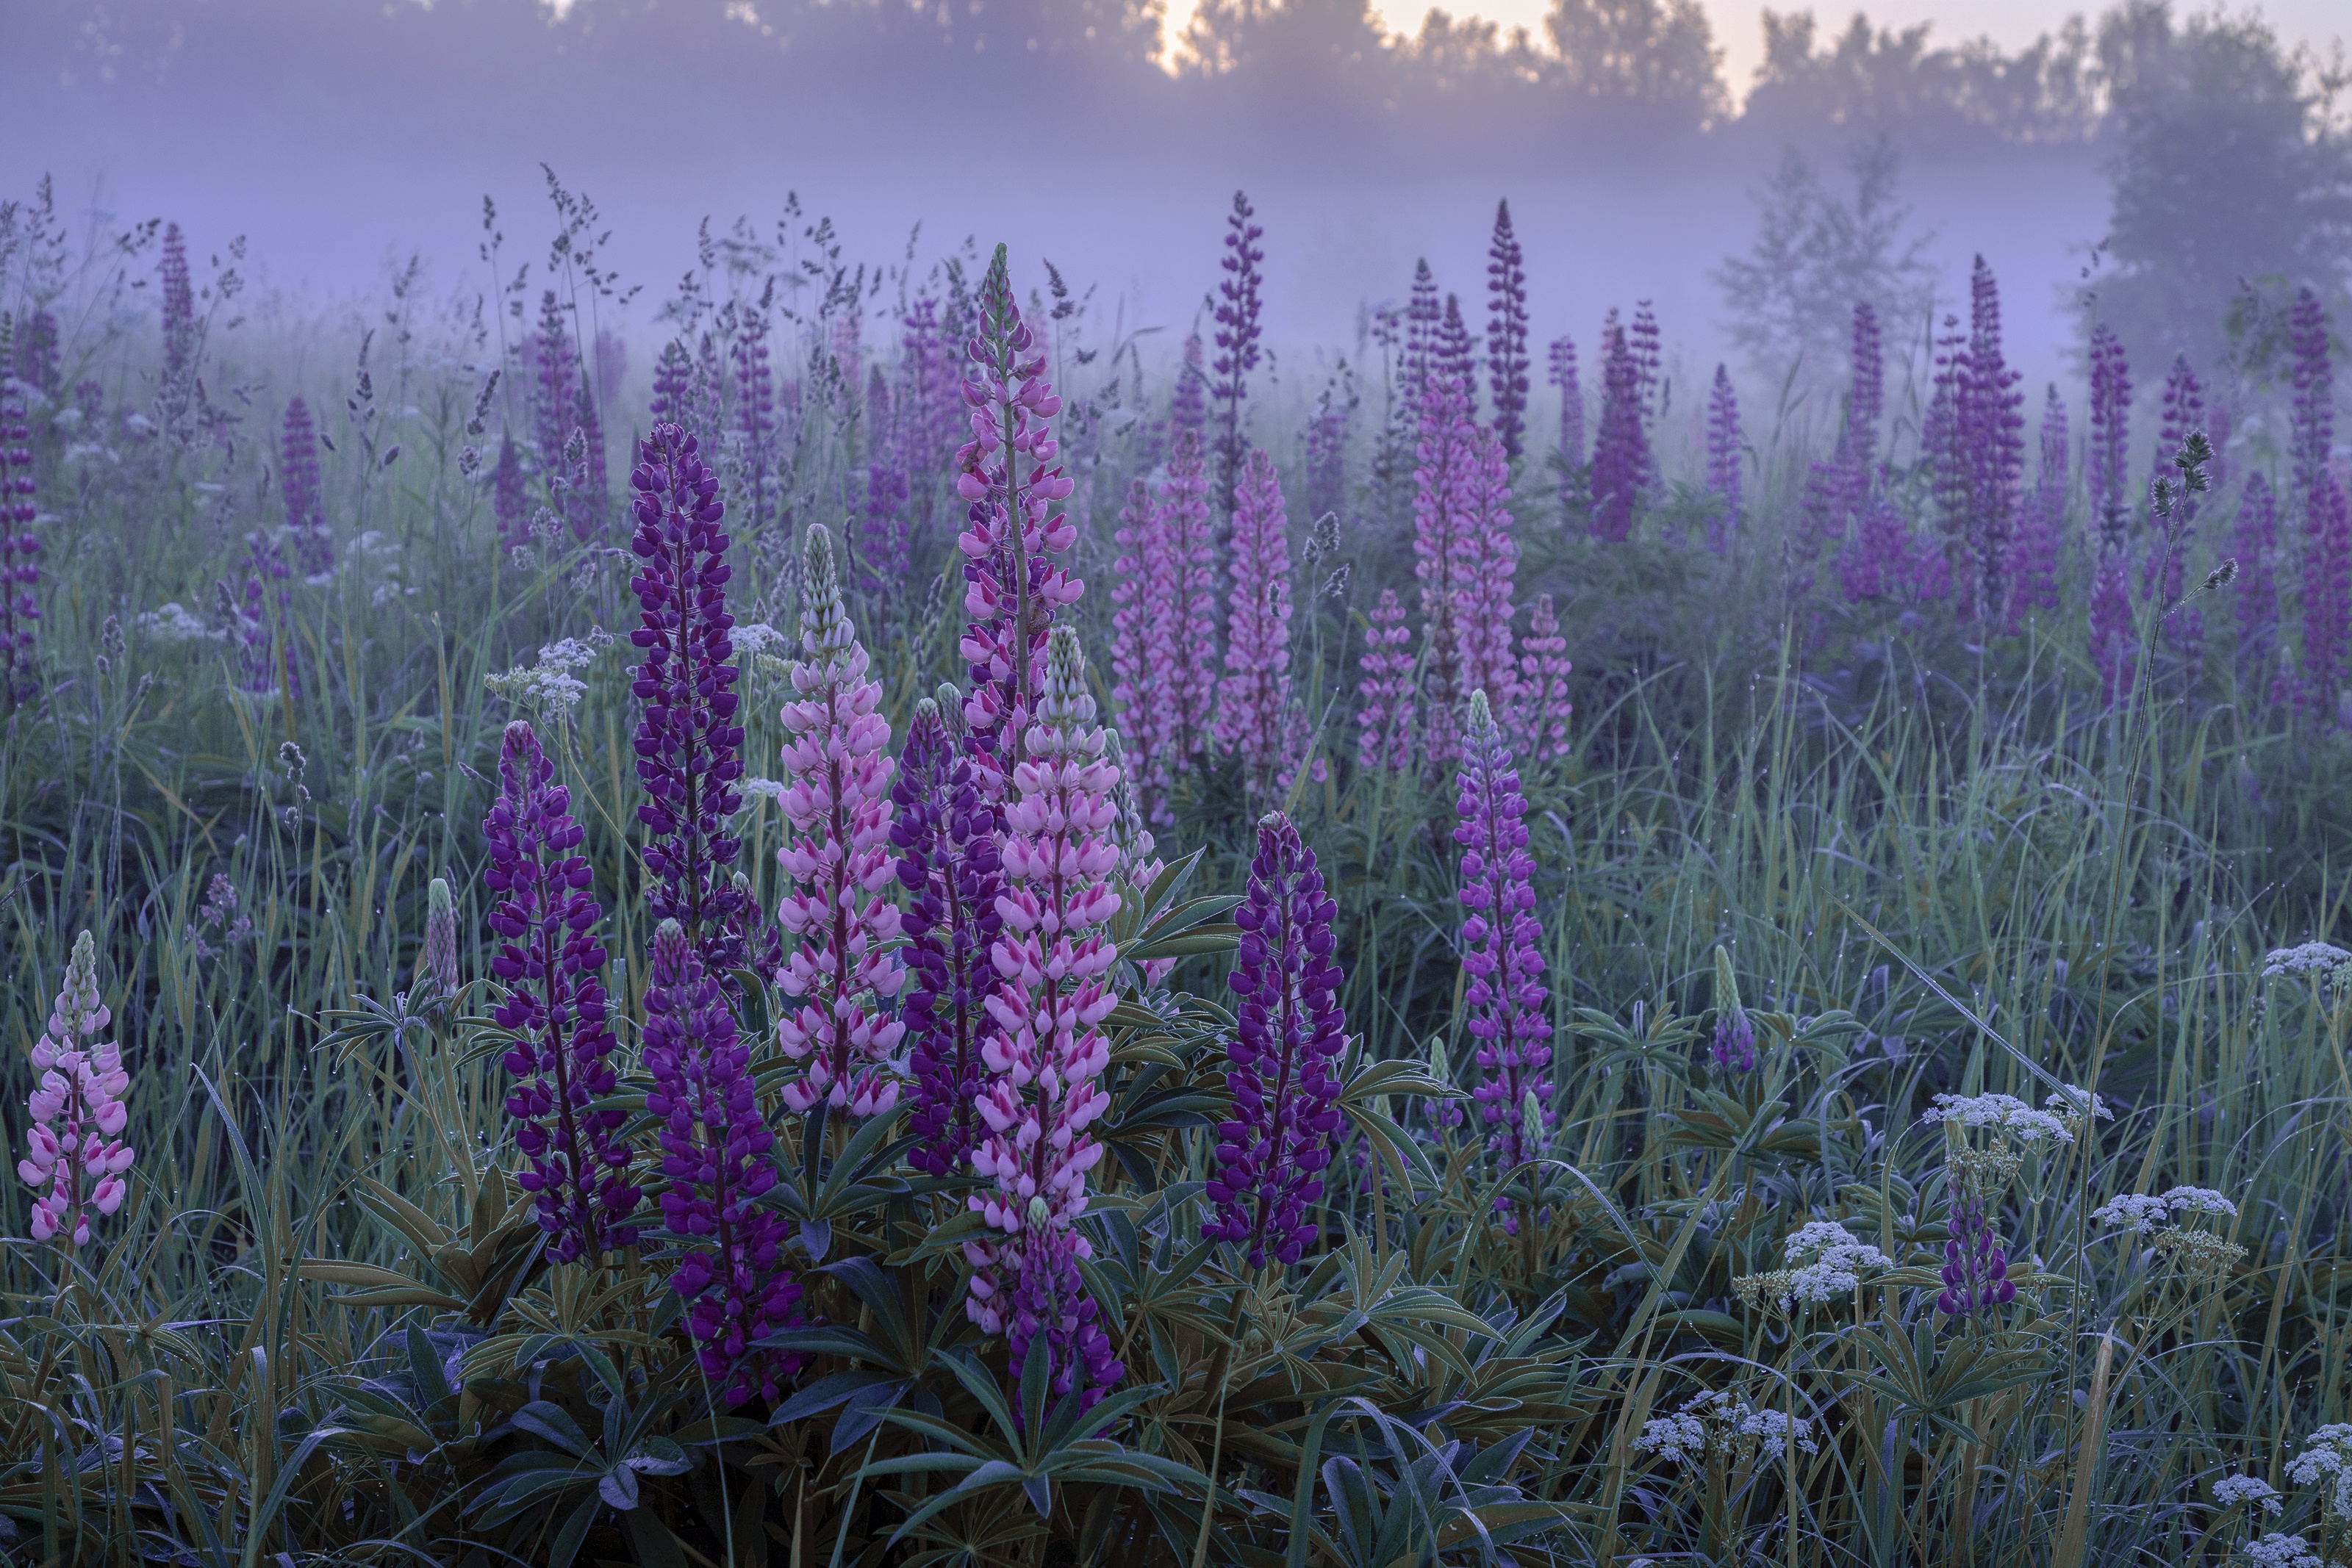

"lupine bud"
[18,931,135,1247]
[416,875,459,1004]
[1936,1190,2018,1317]
[1710,947,1755,1073]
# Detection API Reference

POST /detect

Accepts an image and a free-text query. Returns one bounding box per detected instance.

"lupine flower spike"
[1710,947,1755,1073]
[1205,812,1349,1269]
[1211,190,1265,512]
[1455,691,1553,1176]
[1485,201,1530,462]
[0,358,37,708]
[774,525,905,1118]
[413,874,460,1008]
[484,720,639,1262]
[966,625,1125,1411]
[20,932,135,1247]
[1355,588,1416,773]
[1216,446,1306,796]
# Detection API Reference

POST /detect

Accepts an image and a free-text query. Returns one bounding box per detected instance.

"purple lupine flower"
[643,918,802,1406]
[1548,334,1584,472]
[2088,323,2133,554]
[1404,261,1441,407]
[1455,690,1552,1173]
[1356,588,1416,774]
[892,691,1006,1177]
[1212,190,1266,512]
[1847,301,1883,477]
[1485,201,1531,463]
[1788,458,1846,598]
[1172,332,1208,447]
[857,366,911,605]
[650,339,693,422]
[628,422,758,972]
[966,627,1125,1411]
[159,223,195,383]
[773,526,905,1117]
[0,363,37,708]
[1457,423,1521,726]
[490,434,529,553]
[1151,428,1221,793]
[734,301,781,532]
[954,245,1084,807]
[1840,495,1917,605]
[1936,1190,2016,1317]
[234,530,297,700]
[2300,471,2351,725]
[2148,355,2207,674]
[1943,256,2025,623]
[281,396,331,579]
[1412,370,1482,762]
[2290,286,2334,521]
[18,931,135,1248]
[1591,321,1647,543]
[1514,593,1572,763]
[1435,295,1478,404]
[2237,472,2281,697]
[2005,386,2067,628]
[1305,371,1352,527]
[2089,544,2135,709]
[484,720,638,1264]
[1205,811,1347,1269]
[1216,447,1305,796]
[531,291,589,539]
[900,296,958,484]
[1704,363,1741,551]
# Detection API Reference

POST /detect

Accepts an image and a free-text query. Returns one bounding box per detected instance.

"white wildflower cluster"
[2262,943,2352,979]
[1923,1093,2073,1143]
[1632,1391,1818,1468]
[2217,1475,2285,1517]
[485,633,614,718]
[1780,1221,1896,1303]
[2245,1533,2323,1567]
[2287,1426,2352,1517]
[740,777,789,803]
[135,603,223,644]
[2045,1085,2114,1133]
[731,620,787,659]
[2094,1187,2239,1234]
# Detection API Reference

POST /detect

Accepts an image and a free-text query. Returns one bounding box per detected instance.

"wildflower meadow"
[3,166,2352,1568]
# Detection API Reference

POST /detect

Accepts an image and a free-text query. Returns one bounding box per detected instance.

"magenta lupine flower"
[1514,594,1571,763]
[1305,373,1352,527]
[1412,371,1483,762]
[279,396,329,577]
[1404,261,1441,405]
[0,364,37,708]
[2290,286,2334,521]
[2005,386,2067,628]
[1455,690,1552,1174]
[1485,201,1531,463]
[2237,473,2281,695]
[628,422,759,973]
[1704,364,1741,552]
[490,432,530,552]
[2300,472,2351,725]
[774,526,905,1117]
[2088,323,2133,554]
[1548,335,1584,471]
[1356,588,1416,773]
[159,223,195,383]
[954,245,1084,807]
[1711,1007,1756,1074]
[1436,295,1478,404]
[1205,812,1347,1270]
[1936,1191,2015,1317]
[1789,458,1846,598]
[1216,447,1305,796]
[1212,190,1266,511]
[18,931,134,1248]
[2089,544,2135,709]
[484,720,639,1263]
[1591,323,1647,543]
[2148,355,2207,672]
[966,626,1125,1409]
[642,918,802,1406]
[892,692,1006,1177]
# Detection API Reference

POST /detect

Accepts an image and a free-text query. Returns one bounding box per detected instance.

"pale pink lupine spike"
[774,525,906,1118]
[18,931,134,1247]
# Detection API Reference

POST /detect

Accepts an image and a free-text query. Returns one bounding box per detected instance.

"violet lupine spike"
[1485,201,1531,463]
[1205,811,1348,1270]
[1704,364,1741,552]
[1630,302,1662,420]
[1436,295,1478,403]
[858,366,911,605]
[1150,428,1221,786]
[1936,1190,2016,1317]
[1947,256,2024,624]
[2290,286,2334,521]
[2087,323,2133,555]
[650,339,692,422]
[734,303,781,533]
[1171,333,1208,446]
[2237,473,2281,697]
[531,291,585,535]
[1411,370,1482,764]
[2299,472,2350,727]
[900,296,957,482]
[1305,371,1352,527]
[774,525,906,1118]
[1456,422,1521,727]
[1591,322,1646,543]
[159,223,196,384]
[1403,261,1441,407]
[2004,386,2067,629]
[627,422,758,974]
[893,692,1006,1178]
[1514,593,1571,763]
[1212,190,1266,512]
[967,625,1125,1411]
[1355,587,1416,774]
[1787,458,1846,599]
[0,364,38,708]
[235,530,297,700]
[2148,356,2206,675]
[1840,495,1916,605]
[954,245,1083,806]
[1109,478,1171,809]
[491,434,529,552]
[281,397,331,579]
[1455,691,1552,1176]
[1216,447,1305,797]
[18,930,135,1248]
[643,918,803,1407]
[1547,334,1584,472]
[2088,544,2135,710]
[484,720,639,1263]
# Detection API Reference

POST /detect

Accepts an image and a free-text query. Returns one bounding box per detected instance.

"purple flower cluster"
[491,435,528,552]
[1435,295,1477,399]
[1591,320,1647,543]
[484,720,638,1264]
[892,694,1006,1178]
[0,362,37,708]
[533,290,603,542]
[1355,587,1416,774]
[2148,355,2207,672]
[1547,334,1583,471]
[899,296,959,483]
[1485,201,1530,462]
[1403,262,1441,404]
[1205,812,1347,1270]
[1413,370,1482,761]
[18,931,135,1248]
[1305,373,1352,527]
[2087,323,2133,554]
[734,304,781,533]
[2290,286,2334,519]
[858,366,911,605]
[2004,386,2067,629]
[1514,594,1572,763]
[627,422,758,971]
[2089,544,2135,709]
[159,223,195,384]
[281,396,331,578]
[1455,692,1552,1173]
[1935,258,2025,622]
[1212,190,1266,511]
[1936,1190,2016,1317]
[1704,363,1741,551]
[1216,447,1306,796]
[234,530,296,700]
[643,918,802,1406]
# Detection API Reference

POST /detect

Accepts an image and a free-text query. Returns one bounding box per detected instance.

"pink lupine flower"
[1216,447,1306,796]
[1356,588,1416,774]
[775,526,904,1118]
[1514,594,1571,763]
[19,932,135,1247]
[965,625,1125,1410]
